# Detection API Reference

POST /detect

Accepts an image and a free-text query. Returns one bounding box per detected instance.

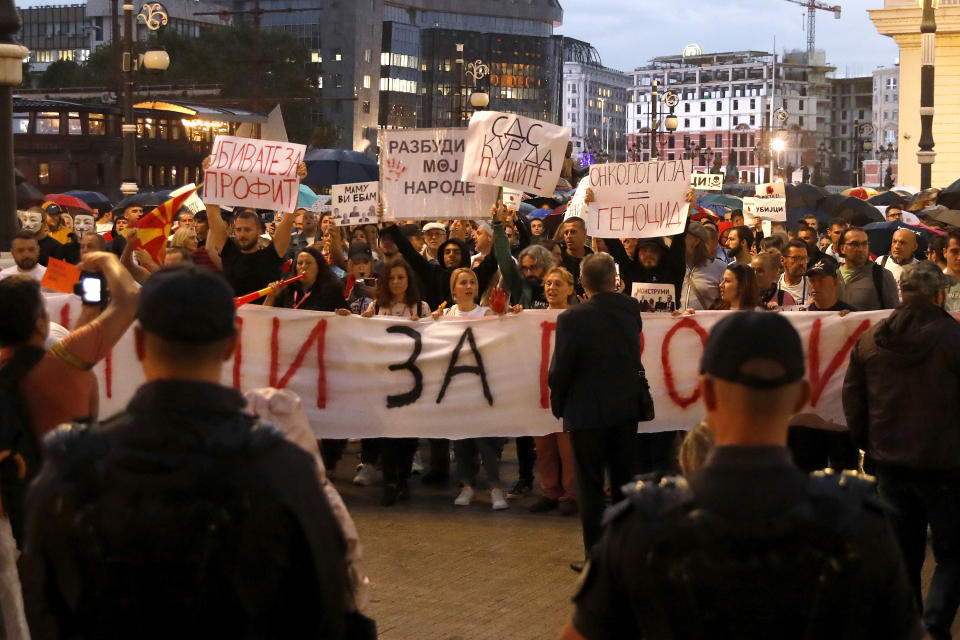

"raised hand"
[490,287,507,315]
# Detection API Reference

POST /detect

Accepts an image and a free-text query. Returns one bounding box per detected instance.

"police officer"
[560,312,921,640]
[21,266,354,639]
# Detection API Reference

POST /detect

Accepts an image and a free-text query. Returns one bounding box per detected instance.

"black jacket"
[384,225,471,309]
[844,302,960,471]
[548,292,645,430]
[22,380,350,640]
[605,234,686,299]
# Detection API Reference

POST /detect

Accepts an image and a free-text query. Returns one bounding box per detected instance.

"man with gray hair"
[844,260,960,639]
[549,252,645,570]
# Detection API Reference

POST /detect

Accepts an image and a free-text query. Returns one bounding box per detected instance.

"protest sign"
[381,128,498,220]
[743,196,787,222]
[461,111,571,196]
[755,182,786,200]
[502,189,523,208]
[169,183,205,215]
[331,181,378,226]
[203,135,306,212]
[690,173,723,191]
[44,295,897,438]
[631,283,677,313]
[40,258,80,294]
[584,159,692,238]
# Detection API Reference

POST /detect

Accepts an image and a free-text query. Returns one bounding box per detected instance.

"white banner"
[691,173,723,191]
[204,135,306,212]
[461,111,570,197]
[755,182,786,200]
[743,196,787,222]
[331,181,378,226]
[44,295,896,440]
[381,128,497,221]
[585,160,692,238]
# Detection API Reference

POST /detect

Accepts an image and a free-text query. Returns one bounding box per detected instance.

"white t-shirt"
[0,263,46,282]
[375,300,431,319]
[877,255,918,299]
[778,274,810,306]
[444,304,490,318]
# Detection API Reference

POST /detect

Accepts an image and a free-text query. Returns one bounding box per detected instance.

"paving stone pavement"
[332,441,583,640]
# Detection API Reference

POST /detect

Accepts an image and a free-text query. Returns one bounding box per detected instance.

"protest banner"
[40,258,80,294]
[203,135,306,212]
[381,128,498,220]
[743,196,787,222]
[755,182,786,200]
[502,188,523,208]
[631,283,677,313]
[331,181,378,226]
[461,111,570,197]
[584,159,692,238]
[690,173,723,191]
[44,294,898,439]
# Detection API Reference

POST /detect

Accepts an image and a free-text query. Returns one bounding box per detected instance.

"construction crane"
[784,0,842,55]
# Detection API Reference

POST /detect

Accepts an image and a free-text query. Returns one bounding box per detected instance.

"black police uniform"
[572,446,922,640]
[21,380,351,640]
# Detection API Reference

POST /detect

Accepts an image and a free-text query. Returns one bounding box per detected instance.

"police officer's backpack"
[626,474,877,640]
[0,346,45,546]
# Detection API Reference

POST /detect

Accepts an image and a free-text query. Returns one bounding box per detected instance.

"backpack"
[871,262,887,307]
[0,346,46,545]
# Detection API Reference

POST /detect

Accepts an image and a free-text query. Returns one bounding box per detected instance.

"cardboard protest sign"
[461,111,571,196]
[381,128,497,220]
[743,196,787,222]
[690,173,723,191]
[584,159,692,238]
[502,189,523,208]
[631,283,677,313]
[203,135,306,212]
[331,181,378,226]
[40,258,80,294]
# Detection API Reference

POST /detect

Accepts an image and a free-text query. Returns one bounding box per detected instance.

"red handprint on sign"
[489,287,507,315]
[383,158,407,182]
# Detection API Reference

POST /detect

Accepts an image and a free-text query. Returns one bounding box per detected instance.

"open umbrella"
[721,183,756,197]
[63,190,111,208]
[936,178,960,210]
[16,182,45,208]
[112,192,166,213]
[817,194,884,227]
[44,193,95,213]
[906,188,940,212]
[298,184,318,210]
[867,191,908,208]
[863,221,929,258]
[840,187,878,200]
[525,190,572,210]
[785,183,829,211]
[303,148,378,186]
[916,205,960,231]
[699,193,742,210]
[786,206,832,227]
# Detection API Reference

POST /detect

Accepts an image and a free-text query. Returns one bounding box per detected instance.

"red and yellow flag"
[133,187,198,265]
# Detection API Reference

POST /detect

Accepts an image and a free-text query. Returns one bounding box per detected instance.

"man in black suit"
[549,252,644,568]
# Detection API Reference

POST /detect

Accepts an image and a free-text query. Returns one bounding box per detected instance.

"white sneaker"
[491,487,509,510]
[454,485,474,506]
[353,463,377,486]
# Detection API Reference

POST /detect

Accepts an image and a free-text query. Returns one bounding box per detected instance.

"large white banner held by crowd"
[461,111,570,197]
[585,160,692,238]
[45,296,890,439]
[381,128,498,221]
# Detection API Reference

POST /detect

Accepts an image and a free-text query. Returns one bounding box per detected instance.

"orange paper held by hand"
[40,258,81,294]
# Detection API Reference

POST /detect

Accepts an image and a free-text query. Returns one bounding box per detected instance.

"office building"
[562,38,630,162]
[827,75,873,185]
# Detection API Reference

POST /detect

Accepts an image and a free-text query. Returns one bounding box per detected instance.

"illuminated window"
[36,112,60,134]
[89,113,105,135]
[67,112,82,135]
[38,163,50,184]
[363,75,371,89]
[311,51,323,63]
[381,52,389,65]
[13,112,29,134]
[317,75,323,88]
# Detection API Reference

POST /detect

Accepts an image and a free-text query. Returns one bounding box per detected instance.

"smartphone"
[362,277,377,287]
[74,271,110,306]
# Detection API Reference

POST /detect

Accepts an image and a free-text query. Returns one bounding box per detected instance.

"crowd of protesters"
[4,157,960,639]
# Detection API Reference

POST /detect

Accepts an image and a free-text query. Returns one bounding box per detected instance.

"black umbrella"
[917,206,960,231]
[937,179,960,210]
[867,191,908,208]
[722,183,756,197]
[785,183,828,211]
[863,221,929,258]
[786,207,832,228]
[303,148,378,186]
[16,181,45,208]
[112,192,166,213]
[816,194,884,227]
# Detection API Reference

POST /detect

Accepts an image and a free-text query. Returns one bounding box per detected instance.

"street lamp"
[465,57,489,112]
[120,1,170,196]
[0,0,28,251]
[878,142,897,188]
[771,136,787,180]
[647,80,679,160]
[918,0,937,189]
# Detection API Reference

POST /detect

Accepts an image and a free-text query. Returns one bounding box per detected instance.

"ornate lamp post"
[466,58,489,112]
[120,2,170,196]
[918,0,937,190]
[0,0,28,250]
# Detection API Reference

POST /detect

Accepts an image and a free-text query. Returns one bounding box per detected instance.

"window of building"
[715,134,722,148]
[799,100,804,110]
[750,115,755,125]
[716,100,722,111]
[699,135,706,147]
[799,116,804,126]
[364,49,371,63]
[733,100,739,110]
[668,152,674,160]
[334,48,342,61]
[88,113,104,135]
[733,116,738,125]
[362,101,370,113]
[893,110,898,120]
[750,98,756,109]
[318,75,324,88]
[684,118,690,128]
[36,112,60,134]
[363,75,371,89]
[859,110,865,120]
[684,103,690,113]
[13,112,28,134]
[699,117,705,127]
[38,162,50,184]
[886,77,897,89]
[715,117,721,126]
[668,135,675,149]
[700,101,706,112]
[334,74,342,88]
[314,51,324,63]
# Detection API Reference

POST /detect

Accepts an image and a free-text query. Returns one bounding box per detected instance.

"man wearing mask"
[18,206,62,266]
